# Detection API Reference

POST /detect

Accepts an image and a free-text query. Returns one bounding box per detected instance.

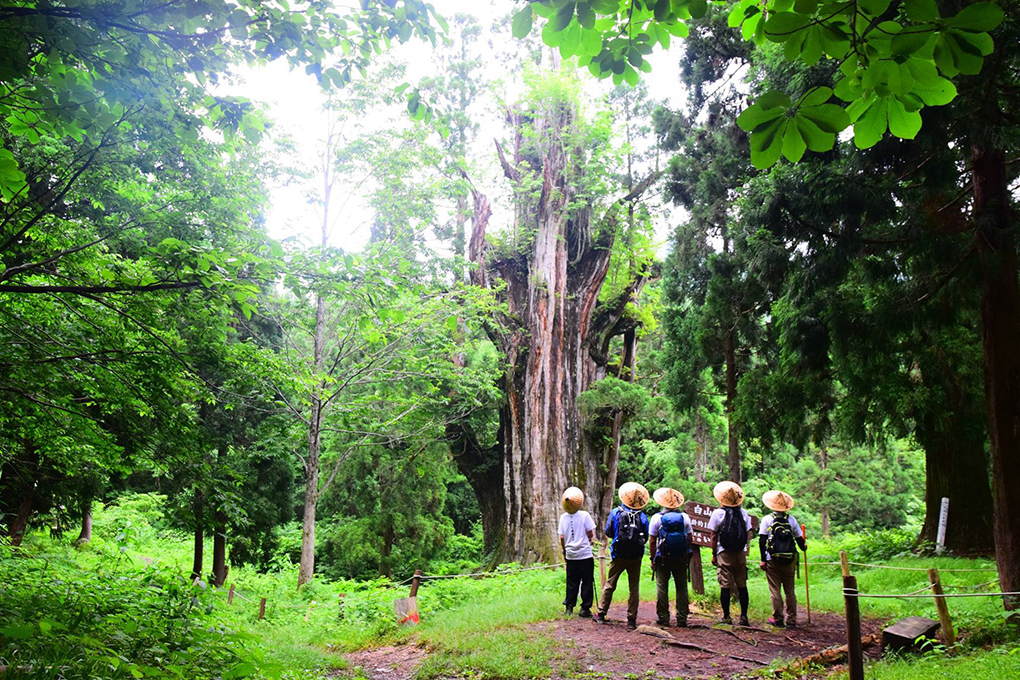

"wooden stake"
[599,538,608,589]
[927,568,956,646]
[304,600,316,622]
[258,597,266,620]
[227,583,235,605]
[843,573,864,680]
[802,527,811,625]
[689,547,705,595]
[410,569,423,598]
[840,550,850,578]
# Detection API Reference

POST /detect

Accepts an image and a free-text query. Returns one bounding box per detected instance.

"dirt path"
[544,600,884,679]
[337,602,884,679]
[339,644,428,680]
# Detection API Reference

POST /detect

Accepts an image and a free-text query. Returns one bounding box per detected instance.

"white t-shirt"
[707,507,752,554]
[759,513,803,561]
[558,510,596,560]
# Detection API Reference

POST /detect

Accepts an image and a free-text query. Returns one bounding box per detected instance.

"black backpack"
[766,513,796,563]
[613,507,647,559]
[718,507,748,552]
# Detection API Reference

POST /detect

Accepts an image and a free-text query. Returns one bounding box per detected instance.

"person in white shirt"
[758,490,808,628]
[559,487,597,617]
[707,481,754,626]
[648,487,693,627]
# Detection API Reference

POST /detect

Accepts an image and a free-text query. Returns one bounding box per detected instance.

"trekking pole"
[599,537,608,589]
[803,526,812,625]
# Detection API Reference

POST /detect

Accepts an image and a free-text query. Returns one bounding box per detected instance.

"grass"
[3,497,1018,679]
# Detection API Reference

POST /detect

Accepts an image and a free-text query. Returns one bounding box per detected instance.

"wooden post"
[599,538,608,589]
[258,597,266,620]
[304,600,317,622]
[843,572,864,680]
[927,568,956,646]
[410,569,423,598]
[802,526,811,625]
[840,550,850,578]
[227,583,235,605]
[689,546,705,595]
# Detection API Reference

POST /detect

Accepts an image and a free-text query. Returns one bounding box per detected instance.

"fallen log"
[687,623,758,646]
[771,633,882,676]
[636,626,767,666]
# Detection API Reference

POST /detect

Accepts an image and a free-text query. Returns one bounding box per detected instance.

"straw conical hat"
[562,487,584,513]
[713,481,745,507]
[618,482,650,509]
[762,490,795,512]
[653,487,684,509]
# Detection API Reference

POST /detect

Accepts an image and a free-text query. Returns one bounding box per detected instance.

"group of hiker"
[558,480,807,631]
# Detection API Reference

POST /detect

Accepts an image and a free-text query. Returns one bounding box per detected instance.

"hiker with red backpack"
[648,487,693,628]
[758,490,808,628]
[594,482,649,630]
[707,481,754,626]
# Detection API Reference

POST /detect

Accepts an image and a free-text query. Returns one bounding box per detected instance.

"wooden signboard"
[683,501,759,594]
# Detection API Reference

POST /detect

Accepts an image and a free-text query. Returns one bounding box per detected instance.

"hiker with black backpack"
[648,487,693,628]
[759,490,808,628]
[707,481,754,626]
[594,482,649,630]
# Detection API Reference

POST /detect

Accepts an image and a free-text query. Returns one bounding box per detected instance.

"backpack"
[718,507,748,552]
[613,507,647,559]
[766,514,797,563]
[657,512,689,564]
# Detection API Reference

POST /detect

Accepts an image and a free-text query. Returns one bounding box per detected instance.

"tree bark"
[211,508,228,586]
[191,493,204,581]
[915,355,995,554]
[724,329,741,483]
[3,445,39,547]
[972,142,1020,607]
[462,102,656,562]
[76,499,92,544]
[819,446,830,539]
[694,411,707,484]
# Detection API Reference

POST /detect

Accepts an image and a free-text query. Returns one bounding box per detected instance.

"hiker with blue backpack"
[594,482,649,630]
[648,487,693,628]
[707,481,754,626]
[758,490,808,628]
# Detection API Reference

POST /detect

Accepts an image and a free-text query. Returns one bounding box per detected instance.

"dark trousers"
[655,560,690,624]
[564,557,595,609]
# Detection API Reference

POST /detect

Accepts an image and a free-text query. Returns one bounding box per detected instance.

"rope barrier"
[843,588,1020,599]
[808,560,998,573]
[417,563,561,581]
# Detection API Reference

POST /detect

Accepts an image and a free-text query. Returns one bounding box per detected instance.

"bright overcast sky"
[232,0,688,253]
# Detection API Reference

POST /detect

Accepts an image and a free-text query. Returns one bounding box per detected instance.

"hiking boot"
[720,616,733,625]
[768,617,786,628]
[594,613,609,624]
[563,606,574,616]
[787,620,797,628]
[738,615,750,627]
[656,618,671,627]
[578,608,592,619]
[627,618,637,630]
[676,619,688,628]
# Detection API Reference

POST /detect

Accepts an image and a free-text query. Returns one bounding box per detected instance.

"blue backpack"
[657,512,688,564]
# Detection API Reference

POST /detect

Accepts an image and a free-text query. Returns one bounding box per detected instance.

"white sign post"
[936,497,950,554]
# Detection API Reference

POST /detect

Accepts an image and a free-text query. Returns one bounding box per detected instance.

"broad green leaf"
[795,116,836,152]
[758,91,793,110]
[948,3,1004,32]
[800,86,833,108]
[904,0,938,21]
[764,12,810,42]
[577,2,596,29]
[853,97,889,148]
[800,103,851,133]
[887,97,922,138]
[552,2,576,32]
[736,103,785,131]
[912,75,957,105]
[750,118,787,169]
[782,120,807,162]
[512,7,533,39]
[891,30,932,56]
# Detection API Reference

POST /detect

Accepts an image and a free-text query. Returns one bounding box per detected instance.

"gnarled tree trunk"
[973,142,1020,607]
[460,102,656,563]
